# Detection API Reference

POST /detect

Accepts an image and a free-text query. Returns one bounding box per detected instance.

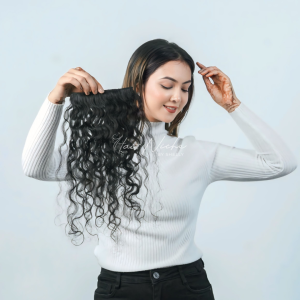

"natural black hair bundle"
[54,87,163,246]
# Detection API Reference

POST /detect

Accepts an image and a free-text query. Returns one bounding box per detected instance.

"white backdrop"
[1,1,299,299]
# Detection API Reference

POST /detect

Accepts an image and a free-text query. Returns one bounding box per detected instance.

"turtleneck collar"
[149,121,168,136]
[139,121,168,137]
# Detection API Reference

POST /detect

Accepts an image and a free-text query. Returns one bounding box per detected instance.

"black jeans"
[94,257,215,300]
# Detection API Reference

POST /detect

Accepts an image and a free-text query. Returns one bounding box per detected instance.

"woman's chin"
[154,116,176,123]
[146,111,177,123]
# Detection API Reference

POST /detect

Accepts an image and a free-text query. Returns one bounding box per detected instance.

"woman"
[22,39,297,300]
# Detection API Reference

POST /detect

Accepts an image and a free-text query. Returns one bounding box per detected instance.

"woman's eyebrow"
[160,76,191,84]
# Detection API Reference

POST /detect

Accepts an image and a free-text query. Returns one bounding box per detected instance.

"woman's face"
[141,60,192,123]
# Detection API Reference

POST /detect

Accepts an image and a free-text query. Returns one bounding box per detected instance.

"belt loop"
[115,272,121,289]
[201,258,205,268]
[177,265,187,285]
[195,261,202,272]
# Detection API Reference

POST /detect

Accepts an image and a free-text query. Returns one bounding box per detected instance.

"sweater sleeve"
[22,92,69,181]
[200,102,298,184]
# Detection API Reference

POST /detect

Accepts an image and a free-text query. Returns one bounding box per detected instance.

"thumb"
[202,75,213,92]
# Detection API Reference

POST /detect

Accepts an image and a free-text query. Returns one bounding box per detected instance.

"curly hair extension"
[53,38,196,247]
[54,87,163,246]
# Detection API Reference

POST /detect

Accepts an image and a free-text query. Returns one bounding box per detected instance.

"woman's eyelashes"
[161,85,189,93]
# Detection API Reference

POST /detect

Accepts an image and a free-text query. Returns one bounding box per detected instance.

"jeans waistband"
[98,257,205,285]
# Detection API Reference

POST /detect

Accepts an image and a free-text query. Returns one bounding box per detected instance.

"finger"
[198,68,209,75]
[205,70,219,77]
[196,62,206,70]
[75,67,85,72]
[202,75,214,91]
[68,69,98,94]
[68,67,87,77]
[69,67,85,73]
[60,75,84,93]
[198,66,217,75]
[90,75,104,94]
[79,72,98,94]
[69,67,103,94]
[196,63,207,73]
[66,73,91,95]
[68,77,84,92]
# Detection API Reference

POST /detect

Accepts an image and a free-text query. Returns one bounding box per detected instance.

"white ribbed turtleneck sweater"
[22,93,297,272]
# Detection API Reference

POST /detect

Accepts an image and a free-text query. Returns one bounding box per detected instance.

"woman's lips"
[163,105,177,113]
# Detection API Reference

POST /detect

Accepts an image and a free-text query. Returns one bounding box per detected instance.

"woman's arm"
[22,67,104,182]
[195,62,297,183]
[22,93,69,181]
[201,101,298,184]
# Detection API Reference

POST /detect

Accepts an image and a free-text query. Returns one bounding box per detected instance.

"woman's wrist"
[223,96,241,113]
[48,87,67,104]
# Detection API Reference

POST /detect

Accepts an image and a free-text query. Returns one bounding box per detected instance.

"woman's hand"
[196,62,241,113]
[48,67,105,104]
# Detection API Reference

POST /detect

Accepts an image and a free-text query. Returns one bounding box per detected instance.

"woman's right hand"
[48,67,105,104]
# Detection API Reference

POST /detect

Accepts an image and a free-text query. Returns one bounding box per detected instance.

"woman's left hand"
[196,62,241,113]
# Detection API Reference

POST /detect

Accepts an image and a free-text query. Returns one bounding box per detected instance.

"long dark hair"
[55,39,196,246]
[122,38,195,137]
